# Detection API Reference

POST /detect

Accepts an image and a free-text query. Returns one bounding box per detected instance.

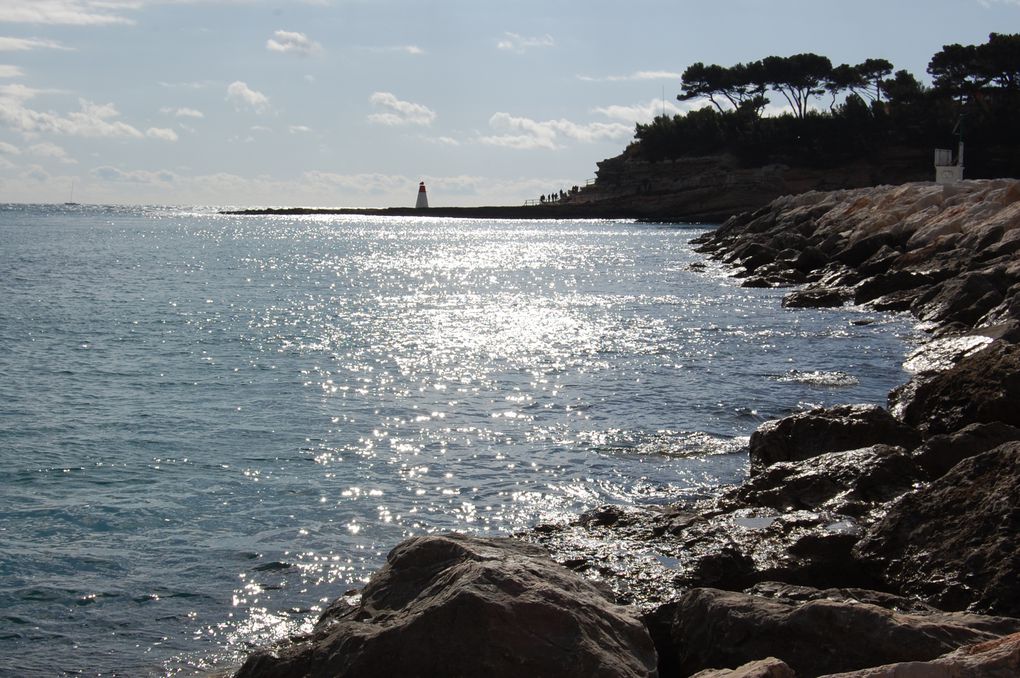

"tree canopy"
[633,33,1020,178]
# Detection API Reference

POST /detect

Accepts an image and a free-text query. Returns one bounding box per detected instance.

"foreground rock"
[854,442,1020,617]
[671,585,1020,677]
[823,631,1020,677]
[234,534,656,678]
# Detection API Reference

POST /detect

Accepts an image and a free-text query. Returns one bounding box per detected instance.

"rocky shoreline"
[231,179,1020,677]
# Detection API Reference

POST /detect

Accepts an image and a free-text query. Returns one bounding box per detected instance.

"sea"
[0,204,918,676]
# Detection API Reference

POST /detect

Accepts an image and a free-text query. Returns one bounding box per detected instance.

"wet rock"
[852,270,936,305]
[724,444,924,520]
[913,270,1008,327]
[910,421,1020,479]
[824,631,1020,677]
[748,405,920,475]
[781,286,849,308]
[854,442,1020,616]
[891,340,1020,436]
[671,586,1020,677]
[234,533,657,678]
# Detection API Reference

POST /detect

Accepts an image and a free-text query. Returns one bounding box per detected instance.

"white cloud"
[266,30,320,56]
[158,80,216,90]
[496,32,554,53]
[593,98,690,124]
[0,140,20,155]
[362,44,425,56]
[146,126,178,141]
[578,70,683,82]
[367,92,436,126]
[161,106,204,119]
[0,87,146,138]
[479,112,632,150]
[423,135,460,146]
[226,81,270,114]
[0,37,71,52]
[29,141,75,163]
[91,165,177,183]
[0,0,137,26]
[0,65,23,78]
[288,125,311,134]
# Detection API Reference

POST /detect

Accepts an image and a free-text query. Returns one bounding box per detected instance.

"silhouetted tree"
[761,53,832,118]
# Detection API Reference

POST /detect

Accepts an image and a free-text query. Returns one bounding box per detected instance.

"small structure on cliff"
[934,117,965,185]
[415,181,429,209]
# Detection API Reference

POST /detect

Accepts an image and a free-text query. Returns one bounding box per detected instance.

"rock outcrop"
[234,534,657,678]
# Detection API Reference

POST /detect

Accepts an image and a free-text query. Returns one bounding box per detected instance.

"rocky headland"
[232,179,1020,677]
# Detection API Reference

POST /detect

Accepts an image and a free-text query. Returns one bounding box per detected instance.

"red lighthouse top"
[418,181,426,192]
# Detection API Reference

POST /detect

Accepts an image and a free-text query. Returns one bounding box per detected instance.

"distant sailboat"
[64,181,79,206]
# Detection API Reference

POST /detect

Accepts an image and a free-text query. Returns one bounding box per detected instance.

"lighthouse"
[415,181,429,209]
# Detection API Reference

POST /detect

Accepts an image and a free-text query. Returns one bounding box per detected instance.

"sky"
[0,0,1017,207]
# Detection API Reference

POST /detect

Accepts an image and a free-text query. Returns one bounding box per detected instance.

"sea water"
[0,204,917,675]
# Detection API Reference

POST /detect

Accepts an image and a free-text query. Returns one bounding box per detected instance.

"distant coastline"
[219,203,723,223]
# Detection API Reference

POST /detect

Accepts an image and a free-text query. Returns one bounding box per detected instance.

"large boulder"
[891,341,1020,436]
[748,405,920,474]
[690,657,794,678]
[671,585,1020,677]
[854,442,1020,617]
[821,631,1020,677]
[234,534,657,678]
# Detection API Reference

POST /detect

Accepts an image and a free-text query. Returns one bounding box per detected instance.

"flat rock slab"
[234,533,657,678]
[820,631,1020,677]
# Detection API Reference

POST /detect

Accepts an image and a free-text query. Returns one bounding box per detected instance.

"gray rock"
[748,405,920,475]
[910,421,1020,479]
[890,341,1020,436]
[854,442,1020,616]
[725,444,924,520]
[234,533,657,678]
[671,586,1020,677]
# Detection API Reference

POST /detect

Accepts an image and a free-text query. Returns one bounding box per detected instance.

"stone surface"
[854,443,1020,617]
[671,586,1020,677]
[890,341,1020,436]
[748,405,920,474]
[724,444,925,521]
[821,631,1020,677]
[234,533,657,678]
[690,657,795,678]
[910,421,1020,479]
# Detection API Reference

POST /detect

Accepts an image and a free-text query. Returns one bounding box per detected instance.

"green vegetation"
[629,34,1020,177]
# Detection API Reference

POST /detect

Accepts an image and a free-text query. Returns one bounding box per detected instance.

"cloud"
[146,126,178,141]
[226,81,270,114]
[0,65,24,78]
[496,32,554,53]
[423,135,460,146]
[362,44,425,56]
[367,92,436,126]
[577,70,683,82]
[0,140,20,155]
[288,125,311,134]
[158,80,216,90]
[91,165,177,183]
[0,37,71,52]
[593,98,690,124]
[29,141,75,163]
[479,112,631,150]
[0,88,146,138]
[266,30,320,56]
[161,106,204,118]
[0,0,137,26]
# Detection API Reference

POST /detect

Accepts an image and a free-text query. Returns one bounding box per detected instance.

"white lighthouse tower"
[415,181,429,209]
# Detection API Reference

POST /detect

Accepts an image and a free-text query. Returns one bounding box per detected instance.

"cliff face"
[577,147,933,222]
